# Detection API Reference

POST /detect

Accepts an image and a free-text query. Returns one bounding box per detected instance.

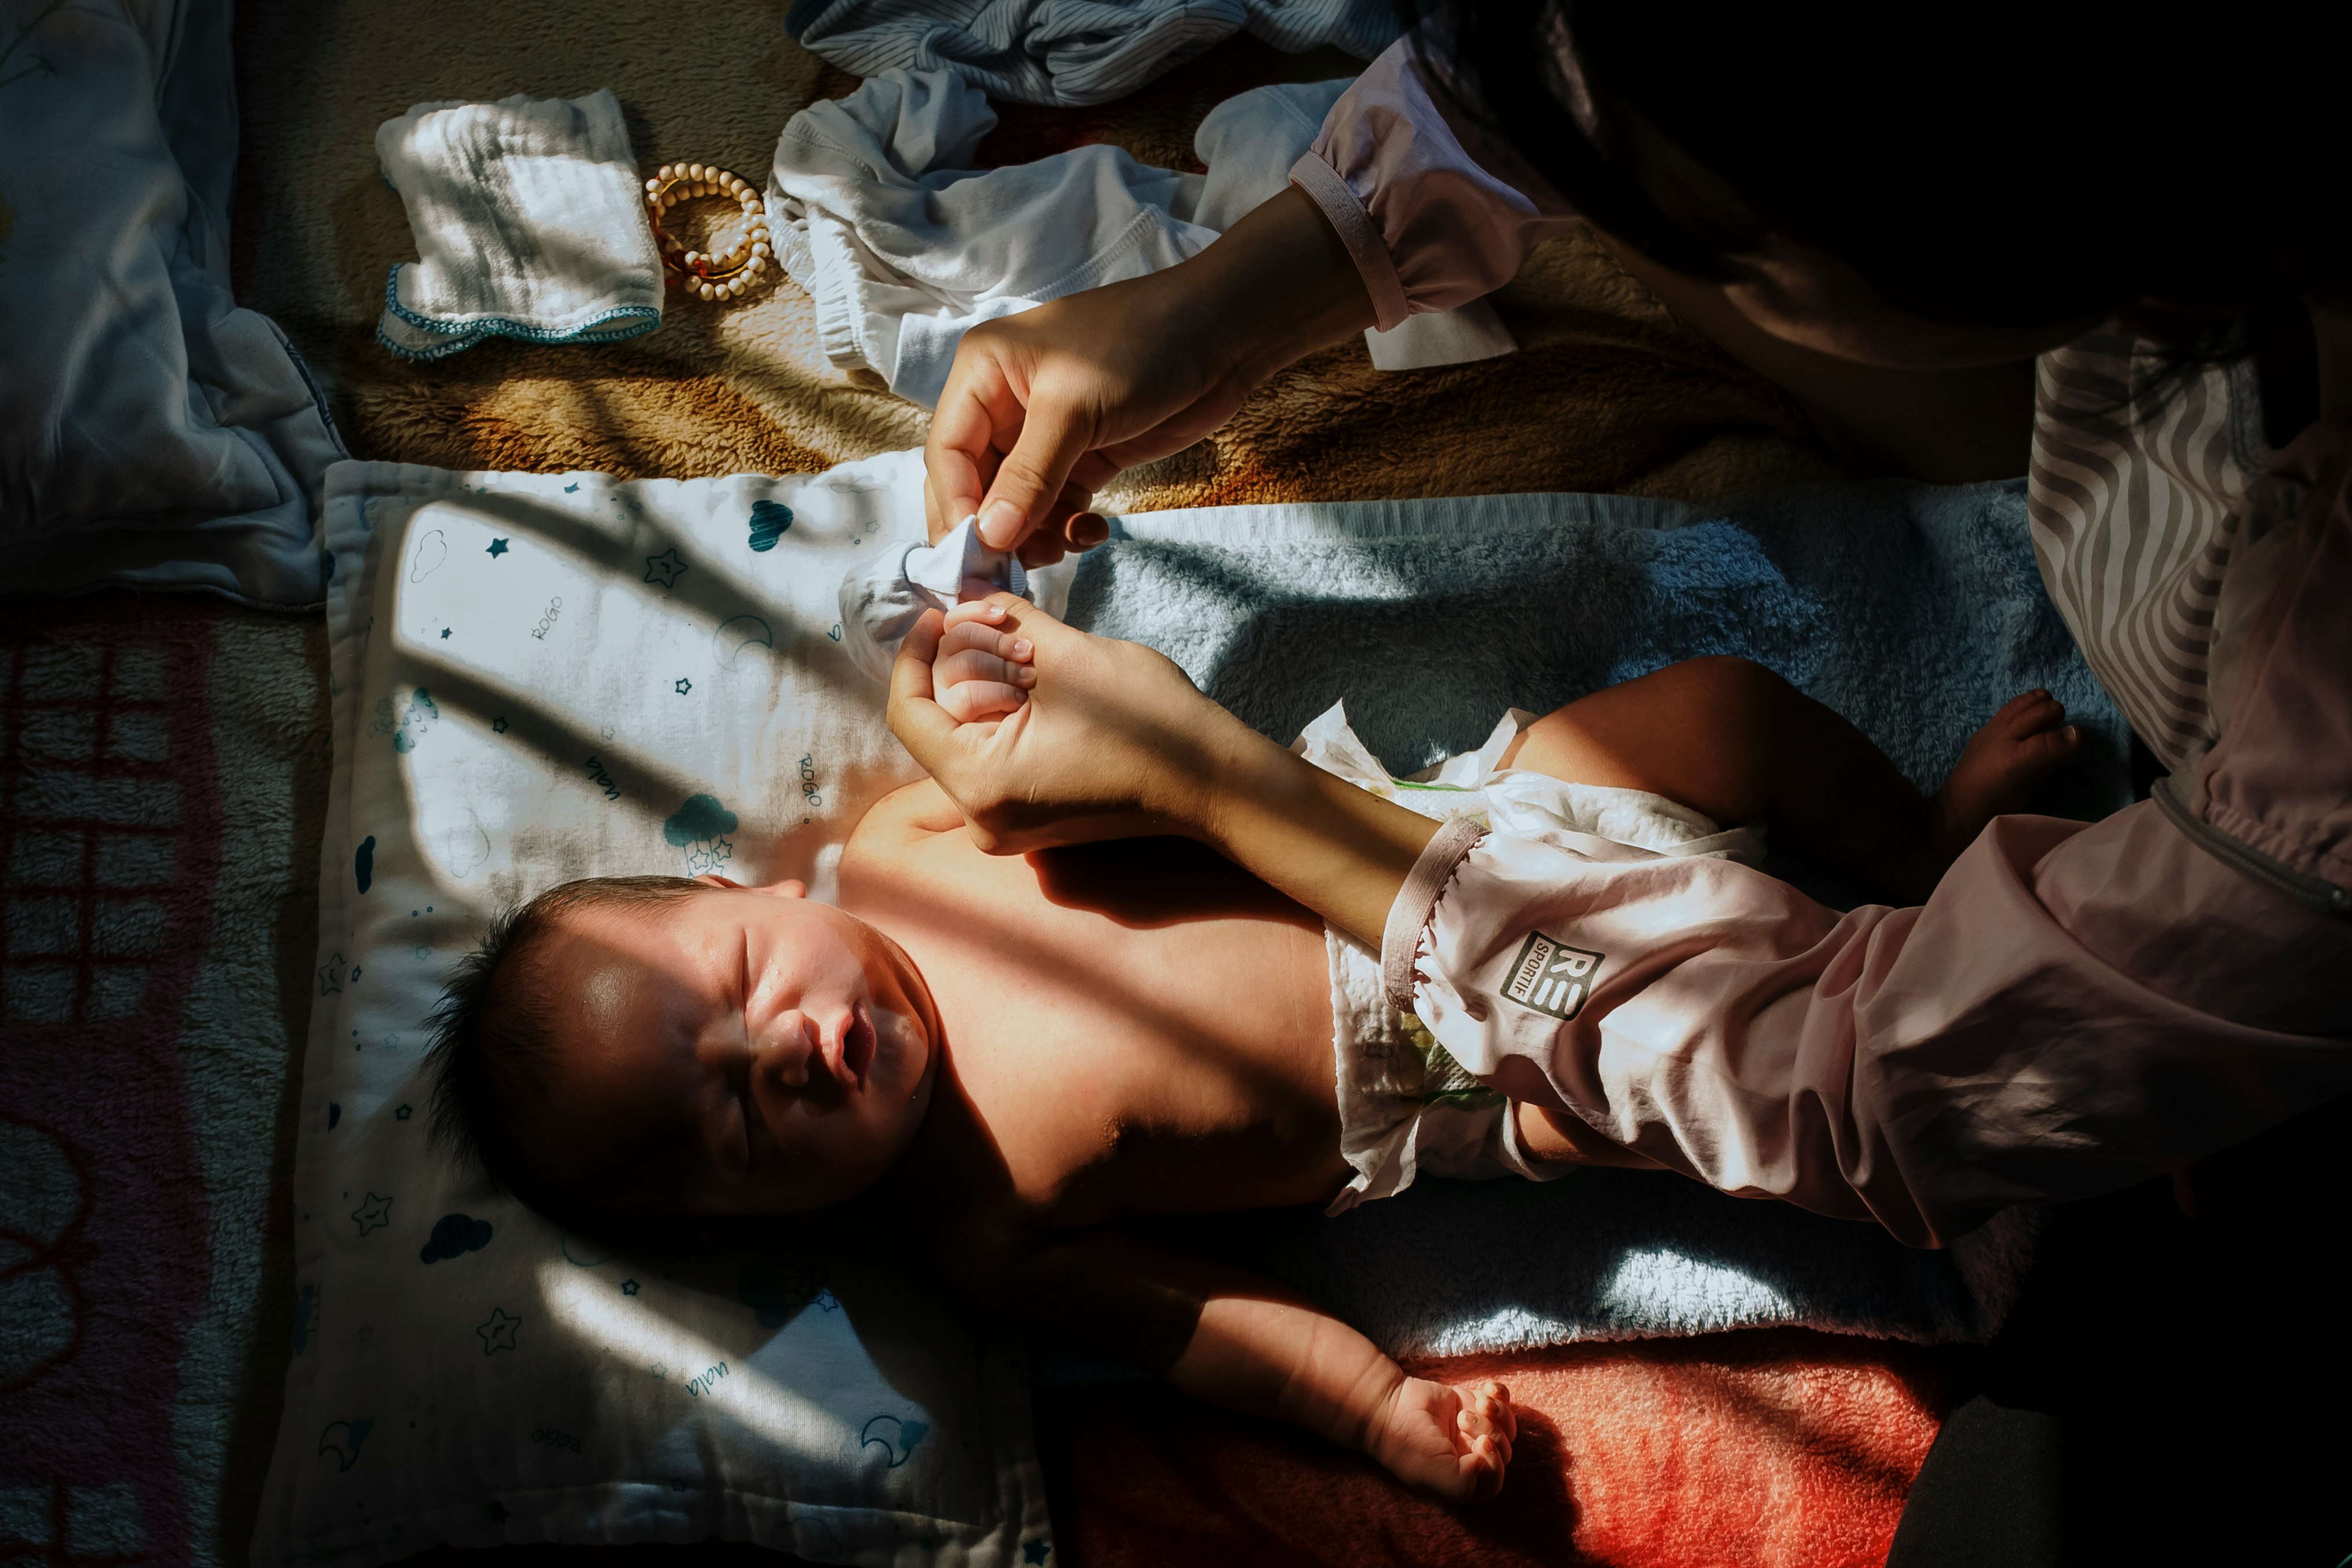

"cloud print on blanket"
[270,449,2119,1561]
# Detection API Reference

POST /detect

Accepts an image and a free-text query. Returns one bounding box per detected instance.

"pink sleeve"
[1288,31,1581,331]
[1386,802,2352,1248]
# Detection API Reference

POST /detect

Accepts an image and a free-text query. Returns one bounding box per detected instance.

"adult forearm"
[1177,185,1379,387]
[1191,719,1439,948]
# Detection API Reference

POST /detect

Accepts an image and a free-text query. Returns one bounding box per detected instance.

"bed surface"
[0,3,1970,1564]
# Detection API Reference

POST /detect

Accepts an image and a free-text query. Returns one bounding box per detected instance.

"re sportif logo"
[1501,932,1603,1020]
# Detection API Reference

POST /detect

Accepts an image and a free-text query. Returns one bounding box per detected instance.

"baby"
[429,600,2079,1501]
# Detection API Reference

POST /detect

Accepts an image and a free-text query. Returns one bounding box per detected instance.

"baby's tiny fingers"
[1471,1382,1519,1441]
[939,620,1034,664]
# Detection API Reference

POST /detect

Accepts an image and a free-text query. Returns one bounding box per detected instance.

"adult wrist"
[1177,186,1377,391]
[1173,698,1291,852]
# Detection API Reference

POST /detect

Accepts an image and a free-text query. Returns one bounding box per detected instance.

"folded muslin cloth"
[837,515,1077,683]
[767,69,1511,404]
[375,90,663,360]
[787,0,1400,107]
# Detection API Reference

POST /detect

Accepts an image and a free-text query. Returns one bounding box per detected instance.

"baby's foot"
[932,598,1035,724]
[1932,690,2082,863]
[1368,1376,1518,1503]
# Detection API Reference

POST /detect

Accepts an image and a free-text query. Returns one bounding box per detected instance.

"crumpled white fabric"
[375,90,664,360]
[836,515,1079,684]
[786,0,1400,108]
[1292,701,1768,863]
[766,69,1513,406]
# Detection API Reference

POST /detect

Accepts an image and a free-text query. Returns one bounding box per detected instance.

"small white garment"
[837,516,1078,684]
[766,69,1512,406]
[786,0,1400,108]
[375,90,664,360]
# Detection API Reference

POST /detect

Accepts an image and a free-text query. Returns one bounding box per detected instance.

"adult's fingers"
[926,360,1012,541]
[976,387,1101,551]
[886,609,959,764]
[939,679,1030,724]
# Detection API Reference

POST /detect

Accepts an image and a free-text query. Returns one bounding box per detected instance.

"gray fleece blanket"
[1041,476,2123,1368]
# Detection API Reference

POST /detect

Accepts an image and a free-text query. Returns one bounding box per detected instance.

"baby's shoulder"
[842,778,965,873]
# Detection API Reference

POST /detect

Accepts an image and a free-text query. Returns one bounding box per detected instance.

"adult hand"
[887,594,1242,853]
[888,594,1439,946]
[922,186,1378,565]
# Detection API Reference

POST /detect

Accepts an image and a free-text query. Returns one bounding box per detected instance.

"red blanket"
[1040,1330,1954,1567]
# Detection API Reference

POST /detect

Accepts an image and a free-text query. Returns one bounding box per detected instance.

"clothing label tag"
[1501,931,1602,1020]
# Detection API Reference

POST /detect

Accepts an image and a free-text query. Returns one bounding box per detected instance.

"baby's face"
[525,878,937,1217]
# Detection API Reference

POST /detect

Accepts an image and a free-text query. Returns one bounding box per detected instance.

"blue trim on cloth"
[376,265,662,361]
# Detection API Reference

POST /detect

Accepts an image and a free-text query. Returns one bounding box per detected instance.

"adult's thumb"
[978,412,1095,551]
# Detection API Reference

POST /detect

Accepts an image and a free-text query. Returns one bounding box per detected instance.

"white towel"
[786,0,1400,107]
[767,69,1513,406]
[375,90,664,360]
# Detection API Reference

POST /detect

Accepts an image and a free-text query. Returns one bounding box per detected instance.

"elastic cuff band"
[1382,813,1485,1013]
[1288,152,1411,332]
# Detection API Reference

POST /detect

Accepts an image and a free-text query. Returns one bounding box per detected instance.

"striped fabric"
[2027,329,2269,772]
[785,0,1398,107]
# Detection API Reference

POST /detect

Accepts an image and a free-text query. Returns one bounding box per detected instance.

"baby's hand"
[932,597,1036,724]
[1368,1376,1516,1503]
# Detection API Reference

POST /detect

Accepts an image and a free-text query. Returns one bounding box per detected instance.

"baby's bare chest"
[849,829,1351,1222]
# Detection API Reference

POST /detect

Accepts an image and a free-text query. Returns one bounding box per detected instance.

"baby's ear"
[754,878,809,900]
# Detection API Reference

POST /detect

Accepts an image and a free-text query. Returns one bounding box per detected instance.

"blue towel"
[1038,476,2119,1368]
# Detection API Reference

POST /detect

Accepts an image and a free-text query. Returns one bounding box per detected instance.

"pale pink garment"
[1307,36,2352,1243]
[1287,32,1578,330]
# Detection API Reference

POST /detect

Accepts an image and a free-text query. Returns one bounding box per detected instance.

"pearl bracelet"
[644,162,772,303]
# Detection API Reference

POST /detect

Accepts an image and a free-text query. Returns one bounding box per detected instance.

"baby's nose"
[756,1010,819,1089]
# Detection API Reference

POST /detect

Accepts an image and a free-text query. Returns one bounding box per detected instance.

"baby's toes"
[1992,690,2067,738]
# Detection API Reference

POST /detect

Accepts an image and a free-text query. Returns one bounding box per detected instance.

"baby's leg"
[1504,657,2078,901]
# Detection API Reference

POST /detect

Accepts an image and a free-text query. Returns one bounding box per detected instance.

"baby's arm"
[947,1223,1517,1501]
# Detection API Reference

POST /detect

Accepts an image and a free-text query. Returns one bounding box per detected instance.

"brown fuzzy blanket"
[230,3,1848,508]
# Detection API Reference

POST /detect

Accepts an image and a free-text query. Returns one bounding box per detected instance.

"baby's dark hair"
[426,874,703,1215]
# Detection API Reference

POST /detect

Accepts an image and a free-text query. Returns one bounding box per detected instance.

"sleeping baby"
[428,598,2080,1502]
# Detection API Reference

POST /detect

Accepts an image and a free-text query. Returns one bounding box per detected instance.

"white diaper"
[1300,702,1768,1215]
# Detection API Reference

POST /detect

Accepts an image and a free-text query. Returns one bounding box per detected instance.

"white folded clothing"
[786,0,1400,107]
[375,90,663,360]
[767,69,1512,406]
